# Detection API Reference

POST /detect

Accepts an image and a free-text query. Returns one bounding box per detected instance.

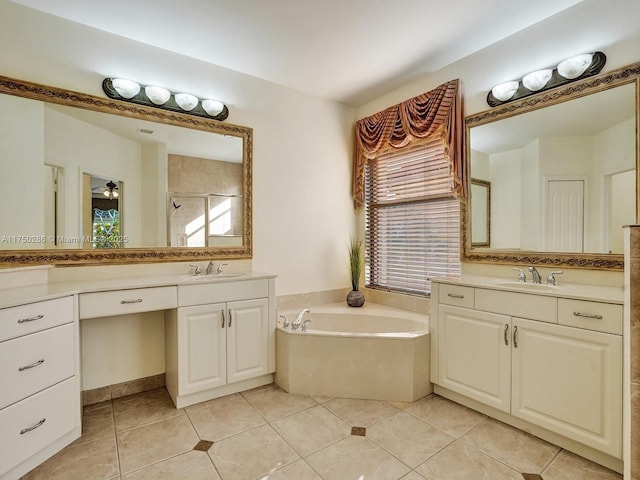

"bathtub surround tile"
[22,435,120,480]
[405,394,485,437]
[367,412,455,468]
[416,440,523,480]
[462,417,560,473]
[117,414,200,474]
[276,288,349,311]
[541,450,622,480]
[306,435,410,480]
[243,386,318,421]
[113,387,184,433]
[121,450,221,480]
[323,397,399,426]
[208,424,300,480]
[272,405,351,456]
[186,394,266,440]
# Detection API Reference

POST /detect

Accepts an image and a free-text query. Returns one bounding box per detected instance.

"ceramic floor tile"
[243,386,318,421]
[184,392,243,413]
[416,440,523,480]
[542,450,622,480]
[72,404,115,446]
[400,472,428,480]
[405,395,485,437]
[367,412,455,468]
[311,394,334,403]
[121,450,220,480]
[186,394,266,440]
[461,417,560,473]
[208,424,300,480]
[272,404,351,456]
[22,435,119,480]
[113,387,184,433]
[117,414,200,474]
[323,397,400,427]
[257,459,323,479]
[306,435,410,480]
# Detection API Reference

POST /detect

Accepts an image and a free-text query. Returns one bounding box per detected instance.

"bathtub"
[275,302,431,402]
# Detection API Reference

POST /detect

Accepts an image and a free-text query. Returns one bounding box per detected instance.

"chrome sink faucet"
[292,308,310,330]
[205,261,216,275]
[528,266,542,284]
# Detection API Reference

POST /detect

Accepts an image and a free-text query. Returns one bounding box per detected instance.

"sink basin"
[182,273,246,281]
[495,281,558,293]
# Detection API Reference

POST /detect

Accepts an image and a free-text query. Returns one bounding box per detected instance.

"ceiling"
[10,0,585,106]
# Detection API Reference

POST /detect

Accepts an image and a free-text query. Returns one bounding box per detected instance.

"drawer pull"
[18,359,45,371]
[120,298,143,304]
[573,311,603,320]
[504,324,509,346]
[228,309,233,327]
[17,314,44,324]
[447,293,464,299]
[221,310,226,328]
[20,418,46,435]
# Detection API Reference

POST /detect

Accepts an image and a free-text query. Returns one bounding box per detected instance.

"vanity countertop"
[431,274,624,304]
[0,271,277,310]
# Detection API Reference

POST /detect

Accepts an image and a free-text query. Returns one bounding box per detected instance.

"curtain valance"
[352,79,464,206]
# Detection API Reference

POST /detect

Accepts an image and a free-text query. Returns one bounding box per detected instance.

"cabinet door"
[178,303,227,394]
[511,318,622,458]
[438,305,511,412]
[226,298,269,384]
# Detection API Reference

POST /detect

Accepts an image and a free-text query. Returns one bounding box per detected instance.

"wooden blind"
[365,137,460,296]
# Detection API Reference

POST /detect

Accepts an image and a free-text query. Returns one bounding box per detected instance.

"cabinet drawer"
[438,284,474,309]
[0,296,73,342]
[0,377,78,477]
[558,299,622,335]
[79,286,177,319]
[178,279,269,307]
[475,288,557,323]
[0,323,75,409]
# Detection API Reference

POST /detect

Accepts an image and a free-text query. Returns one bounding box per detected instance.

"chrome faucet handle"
[189,263,202,276]
[546,271,563,286]
[217,263,228,274]
[302,319,313,332]
[279,314,289,328]
[205,260,215,275]
[512,267,526,283]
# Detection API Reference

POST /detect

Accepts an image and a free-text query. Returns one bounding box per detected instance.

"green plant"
[348,238,363,291]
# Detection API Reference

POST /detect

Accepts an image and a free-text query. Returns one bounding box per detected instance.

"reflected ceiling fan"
[91,180,119,200]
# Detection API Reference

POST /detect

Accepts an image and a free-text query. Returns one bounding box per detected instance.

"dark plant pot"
[346,290,365,307]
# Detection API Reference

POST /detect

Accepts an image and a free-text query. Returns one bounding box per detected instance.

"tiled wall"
[627,225,640,479]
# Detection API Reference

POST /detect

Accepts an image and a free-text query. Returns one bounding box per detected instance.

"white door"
[226,298,269,384]
[545,179,585,252]
[437,305,511,412]
[178,303,227,394]
[511,318,622,457]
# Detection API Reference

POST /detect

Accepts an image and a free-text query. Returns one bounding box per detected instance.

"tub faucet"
[292,308,310,330]
[279,314,289,329]
[528,266,542,284]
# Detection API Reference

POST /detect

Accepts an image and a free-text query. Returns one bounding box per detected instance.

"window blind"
[365,137,460,296]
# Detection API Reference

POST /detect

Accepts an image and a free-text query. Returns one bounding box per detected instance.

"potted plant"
[347,238,365,307]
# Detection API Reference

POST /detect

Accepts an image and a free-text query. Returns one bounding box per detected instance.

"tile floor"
[22,384,622,480]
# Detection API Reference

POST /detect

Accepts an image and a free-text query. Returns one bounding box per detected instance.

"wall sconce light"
[487,52,606,107]
[102,78,229,121]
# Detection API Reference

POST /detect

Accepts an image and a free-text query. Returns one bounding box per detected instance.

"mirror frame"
[462,61,640,270]
[0,75,252,266]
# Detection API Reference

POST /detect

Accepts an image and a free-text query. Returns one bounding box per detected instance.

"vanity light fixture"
[487,51,606,107]
[102,78,229,121]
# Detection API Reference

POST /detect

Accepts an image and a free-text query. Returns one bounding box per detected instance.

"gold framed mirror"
[462,61,640,270]
[0,75,252,266]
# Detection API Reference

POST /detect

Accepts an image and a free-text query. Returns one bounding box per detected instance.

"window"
[365,135,460,296]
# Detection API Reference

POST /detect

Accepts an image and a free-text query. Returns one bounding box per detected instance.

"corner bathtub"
[275,303,431,402]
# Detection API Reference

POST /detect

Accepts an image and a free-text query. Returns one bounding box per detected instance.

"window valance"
[352,79,465,207]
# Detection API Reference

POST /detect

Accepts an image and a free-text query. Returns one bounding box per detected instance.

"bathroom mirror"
[463,62,640,270]
[0,75,252,266]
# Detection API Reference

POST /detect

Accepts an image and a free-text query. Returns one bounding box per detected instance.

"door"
[438,305,511,412]
[178,303,227,394]
[545,179,585,252]
[511,318,622,457]
[226,298,269,384]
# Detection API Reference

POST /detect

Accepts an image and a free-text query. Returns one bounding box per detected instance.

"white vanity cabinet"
[432,280,623,464]
[165,278,275,408]
[0,295,81,480]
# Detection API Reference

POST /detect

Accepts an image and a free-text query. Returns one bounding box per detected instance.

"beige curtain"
[352,79,465,207]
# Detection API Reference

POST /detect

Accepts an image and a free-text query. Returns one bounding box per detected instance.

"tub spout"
[292,308,310,330]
